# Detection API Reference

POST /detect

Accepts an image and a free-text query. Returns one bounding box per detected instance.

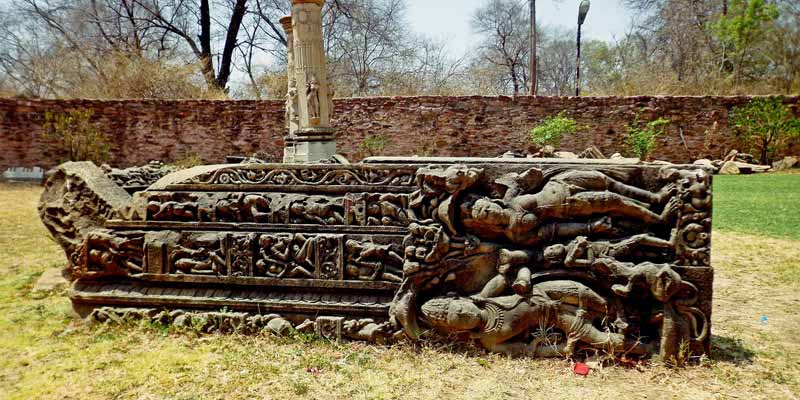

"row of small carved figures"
[139,192,411,227]
[79,230,405,283]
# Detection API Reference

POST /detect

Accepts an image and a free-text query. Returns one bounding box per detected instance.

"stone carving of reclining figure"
[542,235,682,302]
[172,247,225,275]
[289,199,344,225]
[543,233,675,269]
[345,240,404,282]
[460,170,680,246]
[147,201,196,221]
[421,281,651,357]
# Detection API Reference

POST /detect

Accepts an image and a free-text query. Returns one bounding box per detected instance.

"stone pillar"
[283,0,337,164]
[281,16,299,139]
[280,15,300,163]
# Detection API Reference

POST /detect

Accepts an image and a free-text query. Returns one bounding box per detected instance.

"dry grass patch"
[0,183,799,399]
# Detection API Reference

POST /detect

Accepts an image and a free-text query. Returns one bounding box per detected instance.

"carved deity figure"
[306,74,321,124]
[420,282,651,357]
[345,240,403,282]
[285,80,299,129]
[459,170,680,246]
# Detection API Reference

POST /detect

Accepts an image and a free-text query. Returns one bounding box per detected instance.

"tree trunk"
[216,0,249,91]
[199,0,218,90]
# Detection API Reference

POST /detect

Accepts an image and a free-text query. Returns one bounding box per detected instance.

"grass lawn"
[714,171,800,240]
[1,174,799,400]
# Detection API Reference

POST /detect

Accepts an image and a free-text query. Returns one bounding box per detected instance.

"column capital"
[279,16,292,32]
[291,0,324,7]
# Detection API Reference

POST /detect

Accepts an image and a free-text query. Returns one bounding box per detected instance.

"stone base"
[283,140,337,163]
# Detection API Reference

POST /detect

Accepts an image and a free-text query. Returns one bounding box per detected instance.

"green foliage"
[529,112,580,147]
[713,0,779,82]
[41,109,111,164]
[358,134,393,157]
[624,115,670,160]
[729,97,800,164]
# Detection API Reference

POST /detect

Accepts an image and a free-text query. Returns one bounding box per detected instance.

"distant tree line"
[0,0,798,99]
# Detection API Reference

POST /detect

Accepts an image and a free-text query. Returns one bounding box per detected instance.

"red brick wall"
[1,96,798,170]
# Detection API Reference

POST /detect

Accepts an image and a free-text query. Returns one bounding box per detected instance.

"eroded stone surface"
[54,160,713,362]
[38,162,131,274]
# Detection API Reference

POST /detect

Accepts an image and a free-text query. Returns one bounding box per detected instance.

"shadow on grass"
[710,335,755,364]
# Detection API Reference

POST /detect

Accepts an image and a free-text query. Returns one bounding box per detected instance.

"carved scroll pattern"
[188,167,415,187]
[228,234,255,277]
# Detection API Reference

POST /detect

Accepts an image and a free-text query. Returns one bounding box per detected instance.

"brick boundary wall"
[1,96,798,171]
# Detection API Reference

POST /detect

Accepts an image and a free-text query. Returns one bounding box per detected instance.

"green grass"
[713,172,800,240]
[1,180,800,399]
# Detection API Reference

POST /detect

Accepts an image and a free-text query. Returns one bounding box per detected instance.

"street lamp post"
[576,0,590,96]
[529,0,537,96]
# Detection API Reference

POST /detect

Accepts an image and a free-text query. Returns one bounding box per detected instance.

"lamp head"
[578,0,591,25]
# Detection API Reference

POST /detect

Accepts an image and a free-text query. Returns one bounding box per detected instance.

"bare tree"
[471,0,530,95]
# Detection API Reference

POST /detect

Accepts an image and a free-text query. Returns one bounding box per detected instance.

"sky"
[404,0,634,57]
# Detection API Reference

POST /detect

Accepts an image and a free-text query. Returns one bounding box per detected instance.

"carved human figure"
[543,232,676,269]
[242,194,271,223]
[285,80,299,129]
[306,74,321,123]
[289,199,343,225]
[345,240,403,282]
[147,201,196,221]
[421,282,651,357]
[367,194,409,226]
[81,230,144,276]
[172,247,225,275]
[459,170,679,246]
[328,86,335,117]
[256,235,313,278]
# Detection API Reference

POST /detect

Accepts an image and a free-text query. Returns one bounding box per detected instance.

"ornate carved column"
[281,16,299,140]
[283,0,337,163]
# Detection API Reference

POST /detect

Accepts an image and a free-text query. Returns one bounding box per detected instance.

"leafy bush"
[624,115,670,160]
[529,112,580,147]
[41,110,111,164]
[359,135,393,157]
[730,97,800,164]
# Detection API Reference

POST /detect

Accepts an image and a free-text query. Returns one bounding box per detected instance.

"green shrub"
[624,115,670,160]
[359,134,393,157]
[41,110,111,164]
[529,112,580,147]
[730,97,800,165]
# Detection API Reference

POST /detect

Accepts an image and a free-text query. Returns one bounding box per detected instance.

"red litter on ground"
[573,363,590,376]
